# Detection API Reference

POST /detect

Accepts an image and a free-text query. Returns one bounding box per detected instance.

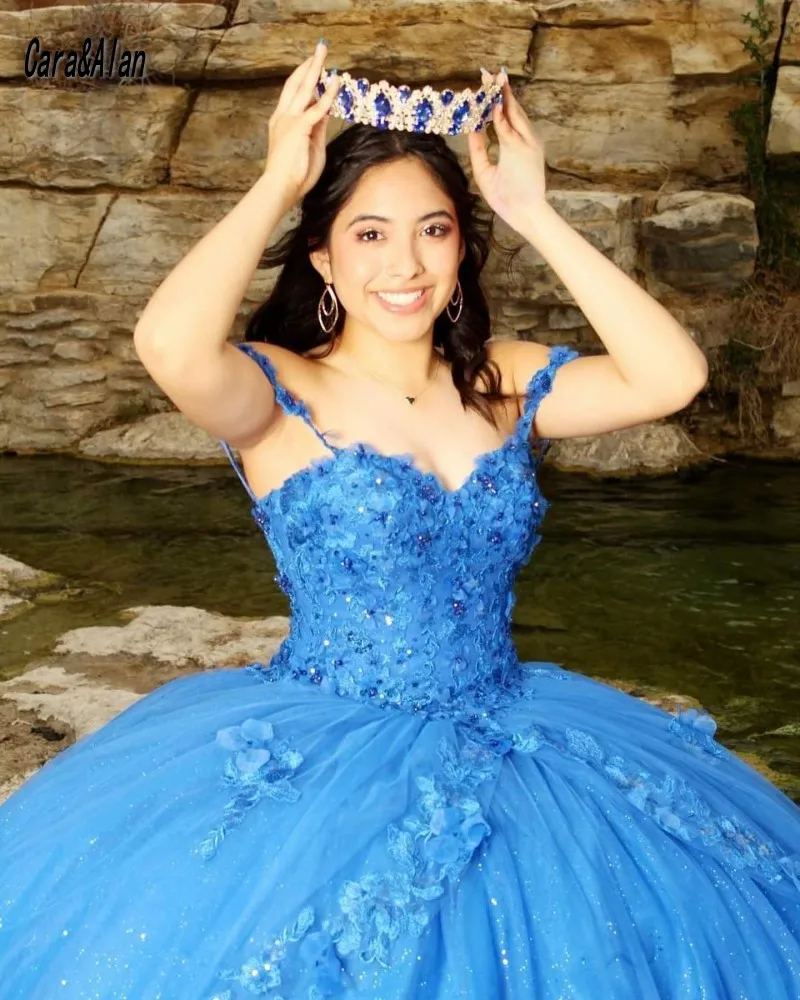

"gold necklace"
[353,352,442,405]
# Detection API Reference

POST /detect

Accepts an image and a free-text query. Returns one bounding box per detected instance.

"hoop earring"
[317,282,339,335]
[446,279,463,323]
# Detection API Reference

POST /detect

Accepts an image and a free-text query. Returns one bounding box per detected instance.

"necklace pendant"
[406,396,415,405]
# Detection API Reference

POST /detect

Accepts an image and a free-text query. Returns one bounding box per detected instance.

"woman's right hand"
[265,41,341,208]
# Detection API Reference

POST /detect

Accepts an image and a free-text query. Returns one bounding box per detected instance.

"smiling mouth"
[373,288,430,314]
[375,289,428,304]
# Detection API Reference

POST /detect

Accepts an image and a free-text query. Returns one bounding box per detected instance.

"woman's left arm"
[468,69,709,440]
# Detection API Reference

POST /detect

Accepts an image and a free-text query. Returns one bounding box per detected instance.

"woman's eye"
[357,224,451,242]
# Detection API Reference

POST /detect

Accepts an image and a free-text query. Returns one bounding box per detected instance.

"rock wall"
[0,0,798,466]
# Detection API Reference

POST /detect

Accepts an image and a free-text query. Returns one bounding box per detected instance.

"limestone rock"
[640,192,758,295]
[0,605,282,802]
[531,1,782,81]
[0,594,29,620]
[548,422,707,476]
[0,552,62,591]
[78,411,223,462]
[767,66,800,157]
[0,664,139,744]
[0,552,66,621]
[210,1,536,80]
[75,192,294,301]
[53,604,289,668]
[170,85,283,190]
[0,696,74,806]
[0,85,190,189]
[772,398,800,445]
[485,191,639,331]
[781,0,800,65]
[0,4,226,81]
[0,291,256,452]
[235,0,537,29]
[523,0,786,186]
[534,0,784,60]
[0,189,112,296]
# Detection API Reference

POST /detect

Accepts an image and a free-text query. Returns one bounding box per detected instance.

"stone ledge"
[0,603,291,803]
[0,552,70,621]
[549,422,710,477]
[78,410,223,462]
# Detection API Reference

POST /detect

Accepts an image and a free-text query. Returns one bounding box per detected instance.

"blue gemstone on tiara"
[338,87,354,116]
[374,92,391,127]
[317,70,503,135]
[414,98,434,128]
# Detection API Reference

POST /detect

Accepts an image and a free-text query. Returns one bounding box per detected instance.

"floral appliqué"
[208,906,349,999]
[197,718,304,861]
[205,727,519,999]
[667,706,729,759]
[331,735,502,967]
[559,724,799,888]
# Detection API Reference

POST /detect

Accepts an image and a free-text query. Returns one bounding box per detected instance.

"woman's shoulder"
[487,338,553,387]
[238,340,312,386]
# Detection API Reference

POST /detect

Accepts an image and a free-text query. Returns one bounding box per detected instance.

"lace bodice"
[220,342,580,713]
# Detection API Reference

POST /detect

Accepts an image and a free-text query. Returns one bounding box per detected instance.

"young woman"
[1,41,798,1000]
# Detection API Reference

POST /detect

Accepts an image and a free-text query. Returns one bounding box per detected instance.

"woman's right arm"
[133,41,339,450]
[132,173,294,450]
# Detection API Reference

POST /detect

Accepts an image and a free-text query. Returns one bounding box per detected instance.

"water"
[1,454,798,797]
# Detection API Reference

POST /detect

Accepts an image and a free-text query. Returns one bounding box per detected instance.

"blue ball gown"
[1,341,799,1000]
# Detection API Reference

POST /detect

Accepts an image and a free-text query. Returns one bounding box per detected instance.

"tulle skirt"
[1,660,799,999]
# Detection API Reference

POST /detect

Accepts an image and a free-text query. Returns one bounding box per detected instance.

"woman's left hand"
[467,68,547,228]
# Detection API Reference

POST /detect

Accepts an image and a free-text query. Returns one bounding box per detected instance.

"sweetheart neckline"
[252,431,531,507]
[231,340,576,509]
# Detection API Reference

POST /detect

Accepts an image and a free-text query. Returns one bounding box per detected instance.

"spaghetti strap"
[219,440,257,503]
[218,341,340,504]
[517,343,580,451]
[233,342,339,453]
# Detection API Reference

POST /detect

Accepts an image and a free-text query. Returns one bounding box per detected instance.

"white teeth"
[377,290,424,305]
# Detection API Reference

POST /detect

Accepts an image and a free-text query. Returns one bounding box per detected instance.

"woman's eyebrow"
[345,210,455,230]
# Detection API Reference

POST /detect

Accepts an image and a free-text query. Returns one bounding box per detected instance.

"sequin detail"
[197,718,304,861]
[215,343,580,719]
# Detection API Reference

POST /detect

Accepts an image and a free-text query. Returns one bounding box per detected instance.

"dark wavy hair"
[244,123,524,427]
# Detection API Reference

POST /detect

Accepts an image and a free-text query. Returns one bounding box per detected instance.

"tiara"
[315,70,503,135]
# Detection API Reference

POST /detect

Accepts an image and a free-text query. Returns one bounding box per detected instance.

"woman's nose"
[388,243,424,279]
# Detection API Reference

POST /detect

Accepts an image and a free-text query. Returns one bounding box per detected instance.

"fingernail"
[501,65,508,77]
[331,67,337,75]
[480,65,489,75]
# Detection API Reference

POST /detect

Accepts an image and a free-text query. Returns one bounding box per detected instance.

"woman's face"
[312,156,465,343]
